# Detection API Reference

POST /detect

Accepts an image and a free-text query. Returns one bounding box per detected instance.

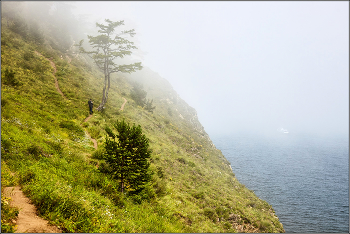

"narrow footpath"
[35,51,67,100]
[120,97,127,111]
[82,114,98,150]
[3,187,61,233]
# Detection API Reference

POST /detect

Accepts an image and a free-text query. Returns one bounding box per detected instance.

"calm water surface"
[212,133,349,233]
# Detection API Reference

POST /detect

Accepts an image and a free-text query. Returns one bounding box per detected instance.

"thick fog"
[5,1,348,138]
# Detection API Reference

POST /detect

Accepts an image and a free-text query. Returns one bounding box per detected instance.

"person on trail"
[88,99,93,114]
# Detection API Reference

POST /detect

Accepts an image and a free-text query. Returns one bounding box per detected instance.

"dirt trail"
[81,97,127,149]
[83,115,98,150]
[120,97,127,111]
[35,51,67,100]
[3,187,61,233]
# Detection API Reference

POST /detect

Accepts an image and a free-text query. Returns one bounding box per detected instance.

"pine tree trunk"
[97,67,109,111]
[121,158,124,193]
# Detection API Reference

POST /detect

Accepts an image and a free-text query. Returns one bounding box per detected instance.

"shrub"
[1,138,12,153]
[192,191,205,199]
[167,107,172,116]
[1,98,8,107]
[216,206,230,221]
[203,207,218,222]
[2,68,20,86]
[131,183,156,204]
[259,220,272,231]
[145,99,156,113]
[156,166,164,178]
[130,82,147,107]
[46,141,63,154]
[27,144,43,157]
[41,124,51,134]
[8,16,28,39]
[223,221,232,230]
[177,157,186,164]
[152,176,167,197]
[23,50,34,61]
[1,195,19,233]
[91,148,106,160]
[187,161,196,167]
[19,170,36,184]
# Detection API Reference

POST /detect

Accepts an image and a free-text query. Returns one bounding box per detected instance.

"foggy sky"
[69,2,349,137]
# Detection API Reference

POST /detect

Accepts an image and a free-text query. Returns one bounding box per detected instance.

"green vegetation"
[1,10,284,233]
[130,82,156,113]
[1,161,19,233]
[104,120,152,195]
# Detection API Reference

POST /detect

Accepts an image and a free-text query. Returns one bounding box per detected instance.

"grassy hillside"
[1,22,284,233]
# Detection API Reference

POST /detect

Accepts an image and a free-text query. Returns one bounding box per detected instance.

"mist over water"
[212,133,349,233]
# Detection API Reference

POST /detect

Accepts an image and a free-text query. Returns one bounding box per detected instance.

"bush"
[8,16,28,39]
[152,177,167,197]
[223,221,233,230]
[131,183,156,204]
[203,207,218,223]
[130,82,147,107]
[91,148,106,160]
[1,138,12,153]
[46,141,63,154]
[23,50,34,61]
[156,166,164,178]
[216,206,230,221]
[259,220,272,231]
[192,191,204,199]
[1,98,8,107]
[27,144,43,157]
[145,99,156,113]
[19,170,36,184]
[177,157,186,164]
[101,181,125,207]
[2,68,20,86]
[1,196,19,233]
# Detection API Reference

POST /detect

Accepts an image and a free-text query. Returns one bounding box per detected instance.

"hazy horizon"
[5,1,349,138]
[73,1,350,138]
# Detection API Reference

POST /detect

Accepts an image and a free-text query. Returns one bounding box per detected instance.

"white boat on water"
[278,128,289,134]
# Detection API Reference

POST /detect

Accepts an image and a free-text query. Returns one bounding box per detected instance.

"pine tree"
[77,19,142,111]
[145,99,156,113]
[104,120,152,194]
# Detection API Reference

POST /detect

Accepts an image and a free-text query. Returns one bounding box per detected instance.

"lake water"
[211,133,349,233]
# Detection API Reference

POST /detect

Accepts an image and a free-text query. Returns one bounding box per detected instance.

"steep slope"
[1,23,284,233]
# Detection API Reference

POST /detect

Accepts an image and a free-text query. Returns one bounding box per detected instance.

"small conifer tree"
[145,99,156,113]
[130,82,147,107]
[104,119,152,194]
